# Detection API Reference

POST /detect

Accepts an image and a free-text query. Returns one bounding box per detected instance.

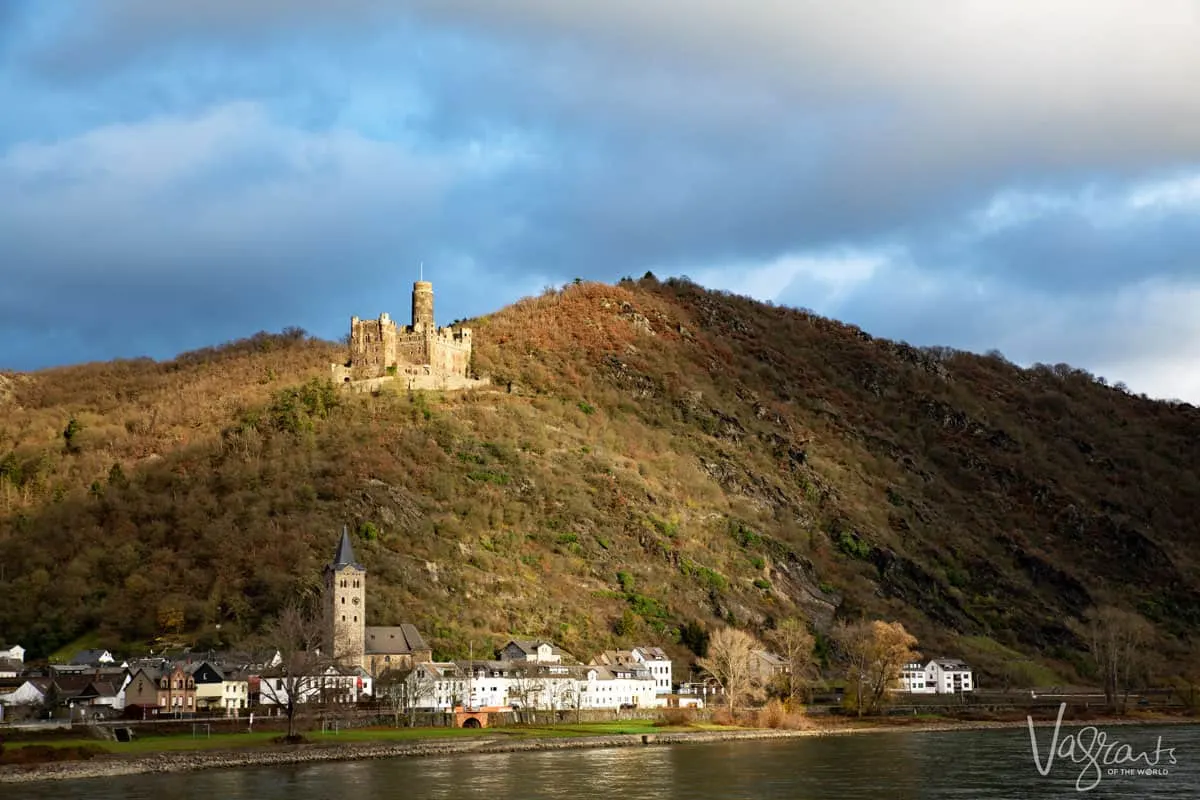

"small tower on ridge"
[325,527,365,669]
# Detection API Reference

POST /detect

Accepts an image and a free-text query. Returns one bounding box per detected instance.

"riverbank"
[2,714,1195,784]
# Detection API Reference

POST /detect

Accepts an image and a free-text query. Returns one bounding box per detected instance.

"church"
[324,529,432,676]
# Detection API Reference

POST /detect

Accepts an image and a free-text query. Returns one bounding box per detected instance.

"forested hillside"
[1,277,1197,686]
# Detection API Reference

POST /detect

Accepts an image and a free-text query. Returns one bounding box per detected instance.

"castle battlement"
[332,280,482,390]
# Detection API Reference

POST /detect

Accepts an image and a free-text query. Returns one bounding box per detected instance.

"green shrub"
[730,520,762,548]
[835,531,872,560]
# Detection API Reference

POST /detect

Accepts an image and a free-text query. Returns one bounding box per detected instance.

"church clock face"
[352,597,361,605]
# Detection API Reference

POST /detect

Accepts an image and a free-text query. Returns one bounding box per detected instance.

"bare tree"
[404,665,440,725]
[698,627,759,714]
[374,667,410,727]
[836,620,920,717]
[508,667,545,721]
[768,617,816,705]
[257,600,332,740]
[549,679,577,717]
[1083,606,1154,713]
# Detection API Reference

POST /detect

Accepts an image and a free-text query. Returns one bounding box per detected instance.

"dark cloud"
[1,2,1199,400]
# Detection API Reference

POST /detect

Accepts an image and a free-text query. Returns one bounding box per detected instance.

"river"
[18,723,1200,798]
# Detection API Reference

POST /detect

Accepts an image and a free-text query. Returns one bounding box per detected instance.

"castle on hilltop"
[331,280,485,391]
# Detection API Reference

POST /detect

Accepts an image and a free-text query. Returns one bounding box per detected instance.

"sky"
[2,2,1199,401]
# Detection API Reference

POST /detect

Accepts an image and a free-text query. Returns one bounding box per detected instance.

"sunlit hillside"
[2,276,1198,688]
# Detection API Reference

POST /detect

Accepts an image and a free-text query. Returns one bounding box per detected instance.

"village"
[0,531,974,726]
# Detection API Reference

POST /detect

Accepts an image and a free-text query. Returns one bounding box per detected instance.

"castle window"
[342,615,346,622]
[353,616,358,622]
[342,597,346,605]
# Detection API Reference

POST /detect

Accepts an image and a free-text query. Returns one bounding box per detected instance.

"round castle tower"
[412,281,434,332]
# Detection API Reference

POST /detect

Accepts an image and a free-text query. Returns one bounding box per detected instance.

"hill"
[1,277,1198,686]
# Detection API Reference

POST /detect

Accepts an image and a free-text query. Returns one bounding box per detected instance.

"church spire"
[331,525,361,569]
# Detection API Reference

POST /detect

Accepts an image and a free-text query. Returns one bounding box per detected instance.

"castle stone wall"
[333,281,475,390]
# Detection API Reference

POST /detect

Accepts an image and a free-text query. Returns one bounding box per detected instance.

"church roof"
[365,625,428,655]
[331,527,362,570]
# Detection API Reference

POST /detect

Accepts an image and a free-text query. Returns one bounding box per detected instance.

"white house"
[578,665,657,709]
[461,661,512,709]
[453,657,657,712]
[85,674,131,712]
[0,678,49,706]
[591,647,672,707]
[901,659,974,694]
[457,660,576,710]
[221,670,250,714]
[404,662,467,711]
[498,640,568,664]
[259,666,373,706]
[632,647,673,698]
[190,662,249,715]
[0,644,25,663]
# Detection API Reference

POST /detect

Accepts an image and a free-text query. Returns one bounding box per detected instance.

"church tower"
[325,528,365,669]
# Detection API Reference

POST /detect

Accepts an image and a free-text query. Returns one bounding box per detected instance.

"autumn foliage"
[0,278,1196,690]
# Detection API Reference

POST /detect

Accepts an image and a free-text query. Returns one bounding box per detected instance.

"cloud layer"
[2,2,1199,400]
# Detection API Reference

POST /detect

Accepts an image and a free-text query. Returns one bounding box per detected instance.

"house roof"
[365,625,428,655]
[502,639,573,661]
[128,665,165,681]
[85,680,122,699]
[8,678,52,695]
[634,646,669,661]
[330,527,363,570]
[68,649,111,666]
[931,659,971,671]
[414,661,463,678]
[590,649,635,666]
[51,675,98,698]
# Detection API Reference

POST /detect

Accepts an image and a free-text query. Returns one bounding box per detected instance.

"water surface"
[21,723,1199,799]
